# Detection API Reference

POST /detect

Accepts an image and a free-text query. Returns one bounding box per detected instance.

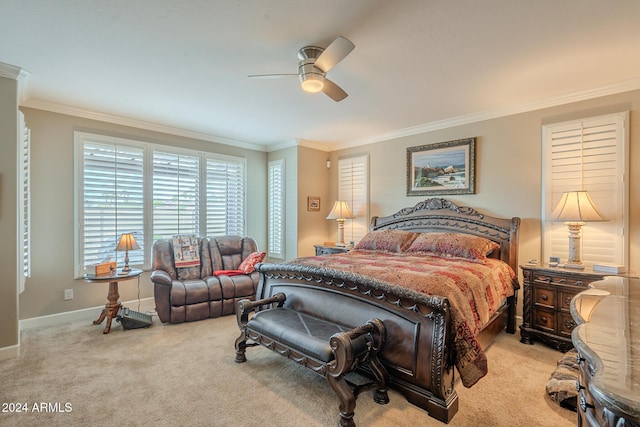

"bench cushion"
[248,308,369,363]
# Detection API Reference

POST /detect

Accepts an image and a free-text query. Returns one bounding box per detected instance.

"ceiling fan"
[248,36,355,102]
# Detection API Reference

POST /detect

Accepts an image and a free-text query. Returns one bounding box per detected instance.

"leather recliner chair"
[151,236,260,324]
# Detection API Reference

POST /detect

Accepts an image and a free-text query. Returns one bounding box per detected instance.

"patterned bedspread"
[287,250,517,387]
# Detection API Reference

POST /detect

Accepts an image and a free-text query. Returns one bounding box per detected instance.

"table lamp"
[115,233,140,272]
[326,201,355,246]
[548,191,606,268]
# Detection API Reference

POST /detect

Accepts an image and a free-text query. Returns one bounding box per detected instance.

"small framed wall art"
[406,137,476,196]
[307,196,320,211]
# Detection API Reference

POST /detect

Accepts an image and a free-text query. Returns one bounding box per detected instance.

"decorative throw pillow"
[214,269,246,276]
[406,232,499,260]
[354,229,419,253]
[238,251,266,274]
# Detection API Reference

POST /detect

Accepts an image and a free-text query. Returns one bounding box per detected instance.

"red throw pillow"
[238,251,266,274]
[214,269,245,276]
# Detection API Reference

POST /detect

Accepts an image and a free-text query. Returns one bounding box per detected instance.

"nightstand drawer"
[558,289,577,312]
[533,307,555,333]
[533,286,556,309]
[532,272,588,287]
[558,312,576,337]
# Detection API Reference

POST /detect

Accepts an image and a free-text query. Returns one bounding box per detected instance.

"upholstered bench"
[234,292,389,427]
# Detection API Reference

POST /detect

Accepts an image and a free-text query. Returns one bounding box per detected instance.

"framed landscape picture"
[406,137,476,196]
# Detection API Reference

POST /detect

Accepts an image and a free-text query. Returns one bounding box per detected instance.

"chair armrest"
[150,270,173,286]
[236,292,286,329]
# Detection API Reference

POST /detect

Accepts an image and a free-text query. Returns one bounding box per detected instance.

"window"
[77,138,145,273]
[268,159,285,259]
[18,111,30,293]
[338,155,369,244]
[152,150,200,239]
[75,132,246,277]
[542,112,629,267]
[206,156,245,236]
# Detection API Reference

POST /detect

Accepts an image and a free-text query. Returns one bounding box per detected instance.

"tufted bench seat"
[234,292,389,427]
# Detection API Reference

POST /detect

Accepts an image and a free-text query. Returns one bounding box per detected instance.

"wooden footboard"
[255,263,460,423]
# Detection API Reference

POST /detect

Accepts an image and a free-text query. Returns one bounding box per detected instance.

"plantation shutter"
[18,112,30,293]
[268,159,285,259]
[81,141,145,271]
[338,155,369,244]
[206,156,245,237]
[542,112,628,267]
[152,151,200,239]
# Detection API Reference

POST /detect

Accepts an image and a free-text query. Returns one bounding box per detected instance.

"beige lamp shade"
[549,191,607,223]
[115,233,140,251]
[326,201,355,220]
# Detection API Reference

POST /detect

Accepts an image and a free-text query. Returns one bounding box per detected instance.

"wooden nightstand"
[314,245,350,256]
[520,264,607,352]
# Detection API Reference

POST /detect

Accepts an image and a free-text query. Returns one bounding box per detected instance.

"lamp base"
[563,263,585,270]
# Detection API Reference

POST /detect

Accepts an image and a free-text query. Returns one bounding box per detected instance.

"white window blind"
[75,131,247,277]
[268,159,285,259]
[152,151,200,239]
[542,112,628,267]
[338,155,369,244]
[80,140,145,271]
[18,112,30,293]
[206,156,245,237]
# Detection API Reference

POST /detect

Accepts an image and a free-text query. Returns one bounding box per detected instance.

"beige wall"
[330,89,640,315]
[18,107,268,320]
[0,75,19,351]
[297,146,331,258]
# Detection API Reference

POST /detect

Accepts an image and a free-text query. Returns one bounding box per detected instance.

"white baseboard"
[0,344,20,362]
[19,297,156,331]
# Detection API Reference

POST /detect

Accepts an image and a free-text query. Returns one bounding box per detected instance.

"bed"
[254,198,520,422]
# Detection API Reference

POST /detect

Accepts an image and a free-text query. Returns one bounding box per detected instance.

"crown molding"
[20,98,268,152]
[332,78,640,151]
[0,62,29,80]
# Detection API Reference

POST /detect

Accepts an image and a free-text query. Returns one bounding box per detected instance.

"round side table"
[84,268,142,334]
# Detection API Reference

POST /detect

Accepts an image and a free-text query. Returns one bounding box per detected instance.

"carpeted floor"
[0,312,576,426]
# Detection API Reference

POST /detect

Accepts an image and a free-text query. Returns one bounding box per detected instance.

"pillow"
[354,229,419,253]
[214,269,245,276]
[406,232,499,260]
[238,251,266,274]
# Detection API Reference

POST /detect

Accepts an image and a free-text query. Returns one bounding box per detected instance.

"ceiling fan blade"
[248,73,298,79]
[314,36,355,73]
[322,79,348,102]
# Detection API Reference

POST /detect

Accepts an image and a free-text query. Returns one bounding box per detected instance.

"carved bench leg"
[234,332,248,363]
[369,354,389,405]
[367,319,389,405]
[327,375,356,427]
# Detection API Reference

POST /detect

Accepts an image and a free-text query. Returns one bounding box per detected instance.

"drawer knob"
[541,316,547,323]
[565,320,575,329]
[565,297,572,304]
[579,396,594,412]
[541,294,548,301]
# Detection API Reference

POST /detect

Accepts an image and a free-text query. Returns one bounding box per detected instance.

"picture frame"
[406,137,476,196]
[307,196,320,211]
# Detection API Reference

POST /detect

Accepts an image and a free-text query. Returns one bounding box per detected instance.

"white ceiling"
[2,0,640,151]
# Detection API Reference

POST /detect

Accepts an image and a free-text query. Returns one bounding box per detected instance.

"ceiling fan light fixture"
[301,74,324,93]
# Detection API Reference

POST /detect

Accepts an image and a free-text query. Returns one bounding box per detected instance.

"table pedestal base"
[92,281,121,334]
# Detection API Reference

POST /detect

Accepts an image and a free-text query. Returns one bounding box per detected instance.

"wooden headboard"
[370,198,520,273]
